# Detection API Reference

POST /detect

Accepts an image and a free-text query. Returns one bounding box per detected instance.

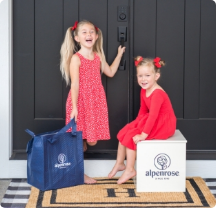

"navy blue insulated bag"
[25,119,84,191]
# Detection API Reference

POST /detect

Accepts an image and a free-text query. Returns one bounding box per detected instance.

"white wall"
[0,0,215,179]
[0,0,27,178]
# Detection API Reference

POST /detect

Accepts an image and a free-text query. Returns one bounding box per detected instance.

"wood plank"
[106,0,130,150]
[184,0,200,119]
[157,0,184,118]
[200,0,216,118]
[133,0,157,119]
[13,0,35,150]
[35,0,63,118]
[62,0,79,119]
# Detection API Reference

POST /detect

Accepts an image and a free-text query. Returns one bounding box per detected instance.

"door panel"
[13,0,35,150]
[106,0,130,149]
[200,0,216,118]
[184,0,200,119]
[156,0,184,118]
[133,0,157,118]
[35,0,63,119]
[13,0,130,152]
[132,0,216,155]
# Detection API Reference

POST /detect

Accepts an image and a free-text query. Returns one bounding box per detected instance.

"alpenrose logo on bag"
[145,153,179,179]
[55,153,71,169]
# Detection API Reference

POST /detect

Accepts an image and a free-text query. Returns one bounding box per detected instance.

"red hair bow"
[154,57,161,68]
[95,26,99,32]
[135,57,143,66]
[71,21,78,31]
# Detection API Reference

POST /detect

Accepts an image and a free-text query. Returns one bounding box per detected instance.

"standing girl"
[60,20,125,184]
[108,56,176,184]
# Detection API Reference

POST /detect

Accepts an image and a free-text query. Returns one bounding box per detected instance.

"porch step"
[84,160,123,177]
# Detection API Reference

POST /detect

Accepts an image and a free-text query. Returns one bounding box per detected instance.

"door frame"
[0,0,215,178]
[0,0,26,178]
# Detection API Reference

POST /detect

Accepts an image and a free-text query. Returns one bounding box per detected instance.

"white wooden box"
[135,130,187,192]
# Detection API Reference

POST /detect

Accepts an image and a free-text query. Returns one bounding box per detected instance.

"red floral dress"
[117,89,176,150]
[66,52,110,142]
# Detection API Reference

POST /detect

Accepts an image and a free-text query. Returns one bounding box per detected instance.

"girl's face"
[74,23,98,49]
[137,64,160,90]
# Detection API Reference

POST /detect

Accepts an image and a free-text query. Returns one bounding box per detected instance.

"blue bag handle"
[25,129,35,153]
[25,119,77,150]
[57,118,77,135]
[25,129,35,137]
[48,118,77,144]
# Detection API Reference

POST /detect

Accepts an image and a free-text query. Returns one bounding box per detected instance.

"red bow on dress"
[154,57,161,68]
[134,57,143,66]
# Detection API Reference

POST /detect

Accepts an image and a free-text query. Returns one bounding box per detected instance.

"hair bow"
[154,57,161,68]
[95,26,99,32]
[135,57,143,66]
[71,21,78,31]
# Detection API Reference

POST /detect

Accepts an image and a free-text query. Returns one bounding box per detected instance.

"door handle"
[118,26,127,70]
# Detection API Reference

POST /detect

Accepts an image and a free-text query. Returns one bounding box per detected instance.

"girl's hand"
[133,132,148,144]
[102,45,126,77]
[117,45,126,58]
[70,108,78,122]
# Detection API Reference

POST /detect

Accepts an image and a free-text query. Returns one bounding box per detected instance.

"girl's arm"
[136,89,148,119]
[143,91,164,134]
[69,54,80,122]
[102,45,126,77]
[133,91,164,144]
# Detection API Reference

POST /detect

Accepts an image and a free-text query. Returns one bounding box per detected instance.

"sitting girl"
[108,56,176,184]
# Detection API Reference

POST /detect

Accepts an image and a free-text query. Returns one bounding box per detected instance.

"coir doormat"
[26,177,216,208]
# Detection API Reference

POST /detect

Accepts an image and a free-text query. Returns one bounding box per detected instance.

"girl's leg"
[108,142,126,178]
[83,141,97,184]
[83,140,87,152]
[87,141,97,146]
[117,148,136,184]
[83,141,97,152]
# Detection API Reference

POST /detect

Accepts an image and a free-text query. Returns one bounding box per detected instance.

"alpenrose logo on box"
[154,153,171,170]
[55,153,71,169]
[145,153,179,179]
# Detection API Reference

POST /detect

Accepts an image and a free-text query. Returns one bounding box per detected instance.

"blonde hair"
[60,20,106,85]
[134,56,166,74]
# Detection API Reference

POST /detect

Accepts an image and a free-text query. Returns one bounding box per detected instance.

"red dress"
[117,89,176,150]
[66,53,110,142]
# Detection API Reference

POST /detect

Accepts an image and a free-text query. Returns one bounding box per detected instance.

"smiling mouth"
[86,39,92,42]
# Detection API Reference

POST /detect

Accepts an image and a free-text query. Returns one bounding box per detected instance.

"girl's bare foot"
[117,169,136,184]
[108,163,126,178]
[83,140,87,152]
[84,174,97,184]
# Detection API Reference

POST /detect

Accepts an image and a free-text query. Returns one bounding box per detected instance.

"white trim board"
[0,160,215,178]
[84,160,216,178]
[0,0,13,178]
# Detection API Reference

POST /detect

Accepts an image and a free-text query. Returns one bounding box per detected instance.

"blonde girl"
[108,56,176,184]
[60,20,125,184]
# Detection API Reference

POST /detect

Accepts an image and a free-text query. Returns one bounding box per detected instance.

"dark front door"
[13,0,130,157]
[13,0,216,159]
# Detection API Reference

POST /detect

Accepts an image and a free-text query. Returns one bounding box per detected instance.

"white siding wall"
[0,0,215,178]
[0,0,27,178]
